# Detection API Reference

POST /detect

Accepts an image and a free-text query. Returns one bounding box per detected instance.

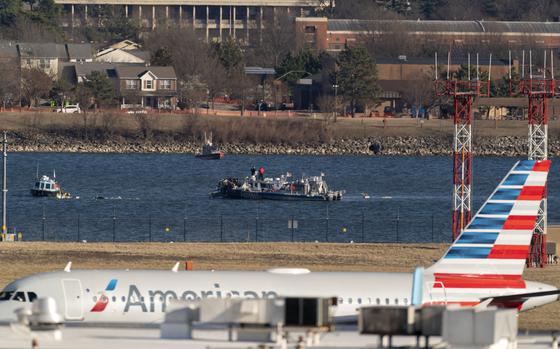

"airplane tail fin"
[427,159,550,279]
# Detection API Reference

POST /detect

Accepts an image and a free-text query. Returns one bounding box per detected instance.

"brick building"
[295,18,560,52]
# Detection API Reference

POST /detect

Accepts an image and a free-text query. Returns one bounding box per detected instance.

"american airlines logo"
[91,279,118,312]
[123,284,278,313]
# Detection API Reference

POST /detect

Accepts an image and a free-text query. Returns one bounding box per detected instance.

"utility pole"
[2,131,7,240]
[333,77,338,122]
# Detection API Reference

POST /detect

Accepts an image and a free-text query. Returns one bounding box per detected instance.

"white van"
[55,104,81,113]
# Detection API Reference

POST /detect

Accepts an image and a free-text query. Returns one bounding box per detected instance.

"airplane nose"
[0,302,29,324]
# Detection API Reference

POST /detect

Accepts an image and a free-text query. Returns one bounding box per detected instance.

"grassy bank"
[0,242,557,330]
[1,111,557,143]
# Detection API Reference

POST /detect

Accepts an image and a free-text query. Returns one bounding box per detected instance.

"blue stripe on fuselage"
[106,279,118,291]
[445,246,492,259]
[479,202,514,215]
[502,173,528,186]
[467,217,506,230]
[455,231,499,244]
[491,188,521,201]
[515,160,535,171]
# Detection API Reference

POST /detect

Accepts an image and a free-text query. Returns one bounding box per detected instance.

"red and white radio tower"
[436,53,492,241]
[511,50,554,267]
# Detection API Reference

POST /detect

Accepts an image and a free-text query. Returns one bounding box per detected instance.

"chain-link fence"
[9,210,452,243]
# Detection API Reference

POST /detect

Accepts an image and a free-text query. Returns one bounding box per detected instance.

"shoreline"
[5,133,553,157]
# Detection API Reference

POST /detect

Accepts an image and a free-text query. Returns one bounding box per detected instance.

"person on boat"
[251,166,256,176]
[258,167,265,181]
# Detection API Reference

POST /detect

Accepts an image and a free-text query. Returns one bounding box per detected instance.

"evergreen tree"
[214,37,243,74]
[482,0,498,17]
[0,0,21,26]
[276,49,322,86]
[336,46,380,117]
[36,0,59,21]
[84,71,114,109]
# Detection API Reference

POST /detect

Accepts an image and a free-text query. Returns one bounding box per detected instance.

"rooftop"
[18,43,67,59]
[55,0,320,6]
[116,66,177,79]
[325,19,560,35]
[66,43,93,60]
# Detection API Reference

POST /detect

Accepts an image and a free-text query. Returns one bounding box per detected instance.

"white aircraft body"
[0,160,557,324]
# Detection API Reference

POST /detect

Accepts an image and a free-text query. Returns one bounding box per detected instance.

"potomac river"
[3,154,558,243]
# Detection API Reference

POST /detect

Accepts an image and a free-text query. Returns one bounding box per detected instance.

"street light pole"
[333,79,338,123]
[2,131,7,239]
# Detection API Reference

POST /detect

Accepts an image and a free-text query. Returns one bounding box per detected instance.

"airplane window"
[13,292,26,302]
[404,298,408,305]
[376,298,380,305]
[141,297,145,302]
[0,291,14,301]
[112,296,116,302]
[86,289,90,293]
[121,296,126,302]
[27,292,38,303]
[357,298,362,304]
[395,298,399,305]
[385,298,389,305]
[93,296,98,302]
[368,298,372,304]
[338,298,343,304]
[348,298,352,304]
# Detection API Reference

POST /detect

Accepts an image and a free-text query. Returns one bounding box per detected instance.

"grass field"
[0,242,557,330]
[2,111,559,140]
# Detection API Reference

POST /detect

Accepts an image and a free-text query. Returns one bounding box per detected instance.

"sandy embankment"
[0,242,557,330]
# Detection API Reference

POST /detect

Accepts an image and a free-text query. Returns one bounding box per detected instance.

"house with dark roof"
[0,41,18,66]
[115,66,177,109]
[66,43,93,62]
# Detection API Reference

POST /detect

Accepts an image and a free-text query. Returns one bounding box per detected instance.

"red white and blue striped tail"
[428,159,550,279]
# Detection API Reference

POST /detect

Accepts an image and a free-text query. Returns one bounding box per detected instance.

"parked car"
[55,104,81,114]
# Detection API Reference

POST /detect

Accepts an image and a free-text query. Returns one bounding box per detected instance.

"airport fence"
[8,210,453,243]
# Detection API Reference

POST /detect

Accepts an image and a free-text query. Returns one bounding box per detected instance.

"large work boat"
[211,169,343,201]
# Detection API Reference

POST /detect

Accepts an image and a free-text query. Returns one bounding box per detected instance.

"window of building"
[39,59,50,70]
[144,80,153,90]
[304,25,316,33]
[126,80,138,89]
[26,58,32,65]
[160,80,171,90]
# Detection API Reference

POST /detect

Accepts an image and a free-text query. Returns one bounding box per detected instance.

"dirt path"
[0,242,557,330]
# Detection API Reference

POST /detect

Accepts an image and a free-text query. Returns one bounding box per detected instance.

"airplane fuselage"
[0,269,556,324]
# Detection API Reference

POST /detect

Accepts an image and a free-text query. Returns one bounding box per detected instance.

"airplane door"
[62,279,84,321]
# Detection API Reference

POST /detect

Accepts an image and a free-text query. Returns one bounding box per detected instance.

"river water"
[3,153,558,243]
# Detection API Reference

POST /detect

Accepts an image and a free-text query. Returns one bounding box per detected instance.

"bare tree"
[21,68,52,107]
[0,62,18,109]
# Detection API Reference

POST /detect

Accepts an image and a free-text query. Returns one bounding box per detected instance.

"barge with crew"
[211,169,343,201]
